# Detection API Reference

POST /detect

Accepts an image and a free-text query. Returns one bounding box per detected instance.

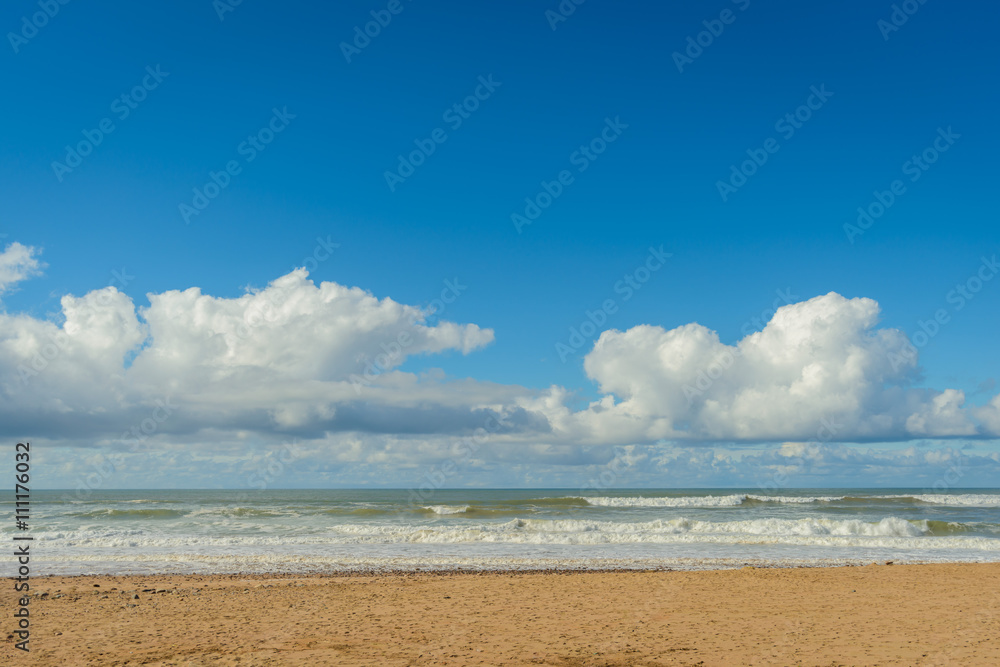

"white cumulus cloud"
[525,292,994,443]
[0,267,503,442]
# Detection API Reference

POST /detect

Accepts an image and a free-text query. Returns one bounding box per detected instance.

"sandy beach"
[4,562,998,666]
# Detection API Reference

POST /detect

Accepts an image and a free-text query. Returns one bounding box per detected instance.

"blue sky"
[2,0,999,489]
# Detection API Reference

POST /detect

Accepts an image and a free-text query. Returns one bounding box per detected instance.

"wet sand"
[5,562,1000,666]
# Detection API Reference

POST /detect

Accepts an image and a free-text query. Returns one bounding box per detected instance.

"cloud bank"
[2,244,998,489]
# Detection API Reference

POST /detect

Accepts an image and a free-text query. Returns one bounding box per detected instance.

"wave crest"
[580,495,842,508]
[422,505,471,515]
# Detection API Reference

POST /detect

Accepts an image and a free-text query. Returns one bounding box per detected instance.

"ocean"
[5,488,1000,576]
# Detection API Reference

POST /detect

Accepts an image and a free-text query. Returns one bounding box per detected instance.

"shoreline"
[8,562,1000,665]
[22,553,998,579]
[14,557,986,579]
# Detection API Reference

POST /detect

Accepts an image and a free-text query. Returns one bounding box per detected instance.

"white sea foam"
[751,495,843,504]
[582,495,747,507]
[579,494,1000,508]
[30,553,896,576]
[908,494,1000,507]
[580,495,843,508]
[25,516,1000,551]
[423,505,471,515]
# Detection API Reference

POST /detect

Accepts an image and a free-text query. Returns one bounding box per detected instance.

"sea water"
[3,488,999,575]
